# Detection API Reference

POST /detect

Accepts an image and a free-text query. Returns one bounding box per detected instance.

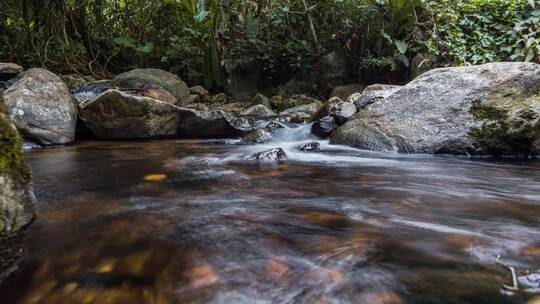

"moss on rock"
[0,93,34,278]
[468,86,540,156]
[0,95,30,184]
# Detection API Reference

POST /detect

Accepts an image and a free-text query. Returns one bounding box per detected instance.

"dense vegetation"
[1,0,539,89]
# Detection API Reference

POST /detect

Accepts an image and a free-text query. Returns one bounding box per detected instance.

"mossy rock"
[0,94,35,278]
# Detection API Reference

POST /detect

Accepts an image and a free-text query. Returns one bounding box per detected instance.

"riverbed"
[1,130,539,303]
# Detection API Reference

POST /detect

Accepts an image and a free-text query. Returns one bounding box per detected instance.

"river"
[1,124,539,303]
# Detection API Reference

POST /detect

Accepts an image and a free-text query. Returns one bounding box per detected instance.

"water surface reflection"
[1,140,539,303]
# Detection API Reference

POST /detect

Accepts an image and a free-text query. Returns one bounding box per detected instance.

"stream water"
[1,124,540,303]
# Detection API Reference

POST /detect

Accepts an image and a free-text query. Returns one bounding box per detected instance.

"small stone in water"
[250,148,287,162]
[297,142,320,152]
[240,129,273,144]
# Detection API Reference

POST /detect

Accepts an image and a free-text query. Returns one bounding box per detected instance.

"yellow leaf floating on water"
[97,260,115,273]
[63,282,78,293]
[143,174,167,182]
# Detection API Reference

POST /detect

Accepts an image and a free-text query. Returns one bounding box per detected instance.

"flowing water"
[1,124,540,304]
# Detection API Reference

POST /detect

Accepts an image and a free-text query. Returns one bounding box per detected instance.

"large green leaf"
[136,43,154,54]
[394,40,408,54]
[525,49,535,62]
[113,36,137,49]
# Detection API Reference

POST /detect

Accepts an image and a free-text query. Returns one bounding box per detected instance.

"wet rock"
[297,142,320,152]
[312,116,337,138]
[0,94,35,278]
[113,68,190,104]
[330,83,365,100]
[0,63,23,81]
[185,103,210,112]
[251,93,273,109]
[352,85,401,111]
[250,148,287,161]
[265,120,285,131]
[240,129,273,144]
[332,62,540,156]
[139,84,177,104]
[189,86,209,96]
[240,104,276,118]
[187,94,201,103]
[177,109,248,138]
[288,112,312,123]
[312,97,357,125]
[218,102,250,114]
[79,89,182,139]
[211,93,229,104]
[229,116,255,132]
[3,68,77,145]
[280,102,323,118]
[331,119,396,151]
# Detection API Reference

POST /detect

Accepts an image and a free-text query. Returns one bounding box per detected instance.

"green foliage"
[421,0,540,65]
[0,0,537,88]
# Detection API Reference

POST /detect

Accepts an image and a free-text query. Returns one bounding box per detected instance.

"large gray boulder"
[3,68,77,145]
[332,62,540,156]
[0,95,35,278]
[113,69,190,104]
[79,89,182,139]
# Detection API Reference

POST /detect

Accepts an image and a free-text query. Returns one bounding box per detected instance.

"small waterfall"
[272,123,317,143]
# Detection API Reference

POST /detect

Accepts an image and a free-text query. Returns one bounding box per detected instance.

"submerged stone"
[312,116,337,138]
[297,142,320,152]
[240,129,273,144]
[250,148,287,161]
